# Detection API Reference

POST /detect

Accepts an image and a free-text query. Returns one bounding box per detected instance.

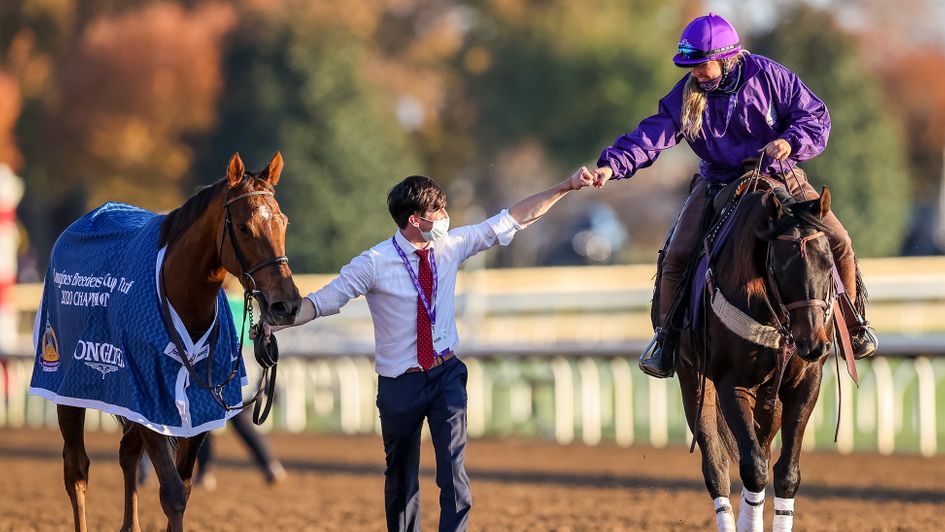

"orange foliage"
[879,47,945,196]
[51,2,236,209]
[0,73,23,171]
[881,49,945,154]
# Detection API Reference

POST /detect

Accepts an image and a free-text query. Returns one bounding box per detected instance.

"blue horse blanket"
[30,202,246,437]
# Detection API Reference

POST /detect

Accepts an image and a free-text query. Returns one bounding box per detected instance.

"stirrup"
[849,323,879,360]
[638,329,674,379]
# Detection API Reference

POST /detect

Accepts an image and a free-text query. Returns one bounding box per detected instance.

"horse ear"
[227,153,245,188]
[818,186,831,218]
[764,191,783,221]
[261,151,284,186]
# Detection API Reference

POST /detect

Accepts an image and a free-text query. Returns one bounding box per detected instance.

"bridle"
[220,190,289,298]
[754,212,835,413]
[762,228,833,345]
[159,187,289,425]
[689,156,842,453]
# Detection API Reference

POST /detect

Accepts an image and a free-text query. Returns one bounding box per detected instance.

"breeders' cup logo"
[40,322,61,372]
[73,339,126,378]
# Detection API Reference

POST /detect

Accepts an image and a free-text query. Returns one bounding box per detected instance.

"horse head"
[759,186,835,362]
[220,152,302,326]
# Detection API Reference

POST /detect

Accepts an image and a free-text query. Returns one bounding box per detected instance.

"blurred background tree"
[8,1,235,256]
[1,0,942,273]
[750,4,909,257]
[193,2,420,272]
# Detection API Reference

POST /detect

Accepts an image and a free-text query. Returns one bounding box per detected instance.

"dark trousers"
[377,356,471,532]
[196,408,276,475]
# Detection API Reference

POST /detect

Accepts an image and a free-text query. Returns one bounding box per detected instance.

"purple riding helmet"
[673,13,741,67]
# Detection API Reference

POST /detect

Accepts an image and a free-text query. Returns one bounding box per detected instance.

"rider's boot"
[830,239,877,360]
[639,328,674,378]
[836,288,878,359]
[849,322,878,360]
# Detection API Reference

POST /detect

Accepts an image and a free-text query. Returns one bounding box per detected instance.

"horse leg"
[119,424,146,532]
[140,430,188,532]
[716,380,766,532]
[175,433,209,505]
[772,365,823,531]
[58,405,91,532]
[678,361,735,531]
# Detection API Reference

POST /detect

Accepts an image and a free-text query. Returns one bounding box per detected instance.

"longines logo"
[73,339,126,378]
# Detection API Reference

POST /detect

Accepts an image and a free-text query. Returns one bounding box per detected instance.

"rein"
[690,158,855,456]
[703,166,834,414]
[760,219,834,411]
[159,189,288,425]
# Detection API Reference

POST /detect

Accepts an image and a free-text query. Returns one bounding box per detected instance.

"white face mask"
[419,216,450,242]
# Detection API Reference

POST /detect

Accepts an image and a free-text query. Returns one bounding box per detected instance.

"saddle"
[651,170,791,366]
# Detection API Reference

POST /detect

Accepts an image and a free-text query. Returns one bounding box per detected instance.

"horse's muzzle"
[795,339,831,362]
[265,298,301,326]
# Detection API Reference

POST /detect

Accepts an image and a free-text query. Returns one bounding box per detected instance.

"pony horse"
[30,153,301,531]
[678,178,848,532]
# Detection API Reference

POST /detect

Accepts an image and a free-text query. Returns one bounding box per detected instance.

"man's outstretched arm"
[508,167,594,227]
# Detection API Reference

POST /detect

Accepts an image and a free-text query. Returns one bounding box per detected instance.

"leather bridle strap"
[160,188,289,422]
[221,190,289,281]
[784,299,829,311]
[774,231,830,317]
[777,231,825,259]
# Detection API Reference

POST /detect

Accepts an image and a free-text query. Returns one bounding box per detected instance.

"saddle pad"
[29,202,246,437]
[690,193,744,328]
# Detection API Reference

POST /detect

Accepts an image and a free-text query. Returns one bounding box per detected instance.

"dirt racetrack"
[1,427,943,531]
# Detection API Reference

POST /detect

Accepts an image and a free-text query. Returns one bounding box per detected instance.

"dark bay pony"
[52,153,301,532]
[678,179,838,532]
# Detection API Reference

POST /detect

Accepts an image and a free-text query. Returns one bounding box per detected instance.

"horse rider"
[582,12,878,378]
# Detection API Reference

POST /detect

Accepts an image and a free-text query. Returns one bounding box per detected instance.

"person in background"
[191,408,286,490]
[140,286,287,490]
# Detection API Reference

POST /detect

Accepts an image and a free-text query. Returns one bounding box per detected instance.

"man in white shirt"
[264,169,593,531]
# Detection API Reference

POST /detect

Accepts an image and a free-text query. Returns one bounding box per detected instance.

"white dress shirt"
[308,209,523,377]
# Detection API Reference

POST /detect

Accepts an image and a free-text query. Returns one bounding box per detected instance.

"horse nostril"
[269,301,289,317]
[806,342,829,360]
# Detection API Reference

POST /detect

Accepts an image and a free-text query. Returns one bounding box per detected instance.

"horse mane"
[158,178,227,248]
[717,190,770,301]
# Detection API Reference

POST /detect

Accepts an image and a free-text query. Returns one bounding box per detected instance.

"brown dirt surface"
[1,428,943,531]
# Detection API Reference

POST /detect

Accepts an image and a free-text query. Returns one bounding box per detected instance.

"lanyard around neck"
[391,237,438,325]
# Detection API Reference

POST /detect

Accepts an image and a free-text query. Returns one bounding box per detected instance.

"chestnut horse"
[54,153,301,531]
[678,180,839,531]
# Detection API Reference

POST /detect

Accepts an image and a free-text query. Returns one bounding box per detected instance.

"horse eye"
[238,224,250,234]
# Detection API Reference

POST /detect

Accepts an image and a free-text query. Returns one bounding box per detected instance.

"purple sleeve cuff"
[596,151,626,180]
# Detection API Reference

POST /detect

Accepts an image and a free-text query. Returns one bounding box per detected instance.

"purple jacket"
[598,54,830,183]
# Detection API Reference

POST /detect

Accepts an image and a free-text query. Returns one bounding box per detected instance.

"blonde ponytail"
[681,77,707,141]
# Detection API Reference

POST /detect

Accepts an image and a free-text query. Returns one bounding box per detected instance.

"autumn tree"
[193,3,420,272]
